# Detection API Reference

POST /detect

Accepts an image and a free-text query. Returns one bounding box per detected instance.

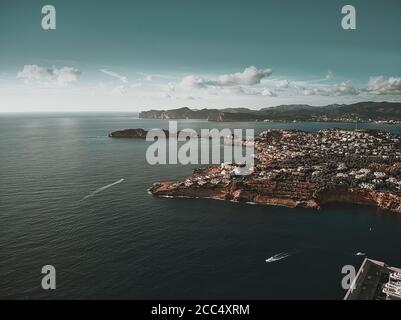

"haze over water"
[1,113,401,299]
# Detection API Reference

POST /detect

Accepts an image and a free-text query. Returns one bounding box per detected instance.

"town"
[254,129,401,194]
[150,128,401,213]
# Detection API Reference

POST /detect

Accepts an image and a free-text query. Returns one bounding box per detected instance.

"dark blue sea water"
[1,113,401,299]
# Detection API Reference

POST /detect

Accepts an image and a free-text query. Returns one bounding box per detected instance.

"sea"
[1,113,401,299]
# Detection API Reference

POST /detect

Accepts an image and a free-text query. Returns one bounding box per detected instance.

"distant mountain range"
[139,102,401,123]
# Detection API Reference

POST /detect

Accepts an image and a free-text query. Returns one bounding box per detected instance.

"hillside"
[139,102,401,122]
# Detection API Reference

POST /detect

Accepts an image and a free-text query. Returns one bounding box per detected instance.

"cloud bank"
[17,65,81,86]
[5,63,401,112]
[178,66,272,90]
[303,81,359,96]
[210,66,272,86]
[365,76,401,95]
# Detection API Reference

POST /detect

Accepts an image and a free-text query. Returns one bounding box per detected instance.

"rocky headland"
[149,129,401,213]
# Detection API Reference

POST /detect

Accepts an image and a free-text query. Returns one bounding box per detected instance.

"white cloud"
[17,65,81,87]
[303,81,359,96]
[209,66,272,86]
[99,69,128,83]
[231,86,277,97]
[177,66,272,91]
[179,75,208,90]
[53,67,82,86]
[260,88,276,96]
[8,65,401,112]
[275,79,290,88]
[365,76,401,95]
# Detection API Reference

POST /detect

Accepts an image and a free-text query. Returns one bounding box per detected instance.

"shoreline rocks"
[149,175,401,213]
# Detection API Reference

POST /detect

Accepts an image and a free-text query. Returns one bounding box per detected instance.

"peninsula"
[149,129,401,213]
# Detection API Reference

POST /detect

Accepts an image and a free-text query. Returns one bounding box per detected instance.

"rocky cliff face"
[150,177,401,213]
[149,166,322,210]
[317,188,401,213]
[149,128,401,214]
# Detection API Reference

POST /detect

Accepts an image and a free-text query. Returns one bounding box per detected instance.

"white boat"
[265,252,291,263]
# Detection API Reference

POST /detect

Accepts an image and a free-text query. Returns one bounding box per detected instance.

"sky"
[0,0,401,112]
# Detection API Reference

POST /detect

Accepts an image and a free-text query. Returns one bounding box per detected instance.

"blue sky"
[0,0,401,111]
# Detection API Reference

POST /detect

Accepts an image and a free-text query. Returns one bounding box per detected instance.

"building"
[344,258,401,300]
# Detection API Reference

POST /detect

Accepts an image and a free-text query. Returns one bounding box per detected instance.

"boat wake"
[80,179,125,201]
[354,252,366,256]
[265,252,292,264]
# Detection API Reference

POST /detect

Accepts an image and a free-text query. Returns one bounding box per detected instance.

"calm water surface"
[1,113,401,299]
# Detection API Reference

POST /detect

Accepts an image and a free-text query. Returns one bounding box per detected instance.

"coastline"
[148,128,401,214]
[149,178,401,214]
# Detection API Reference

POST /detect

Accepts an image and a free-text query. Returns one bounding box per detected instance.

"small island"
[108,128,150,138]
[108,128,197,138]
[149,129,401,213]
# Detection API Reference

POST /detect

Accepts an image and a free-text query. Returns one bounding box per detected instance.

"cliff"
[148,129,401,213]
[150,177,320,210]
[318,188,401,213]
[150,172,401,213]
